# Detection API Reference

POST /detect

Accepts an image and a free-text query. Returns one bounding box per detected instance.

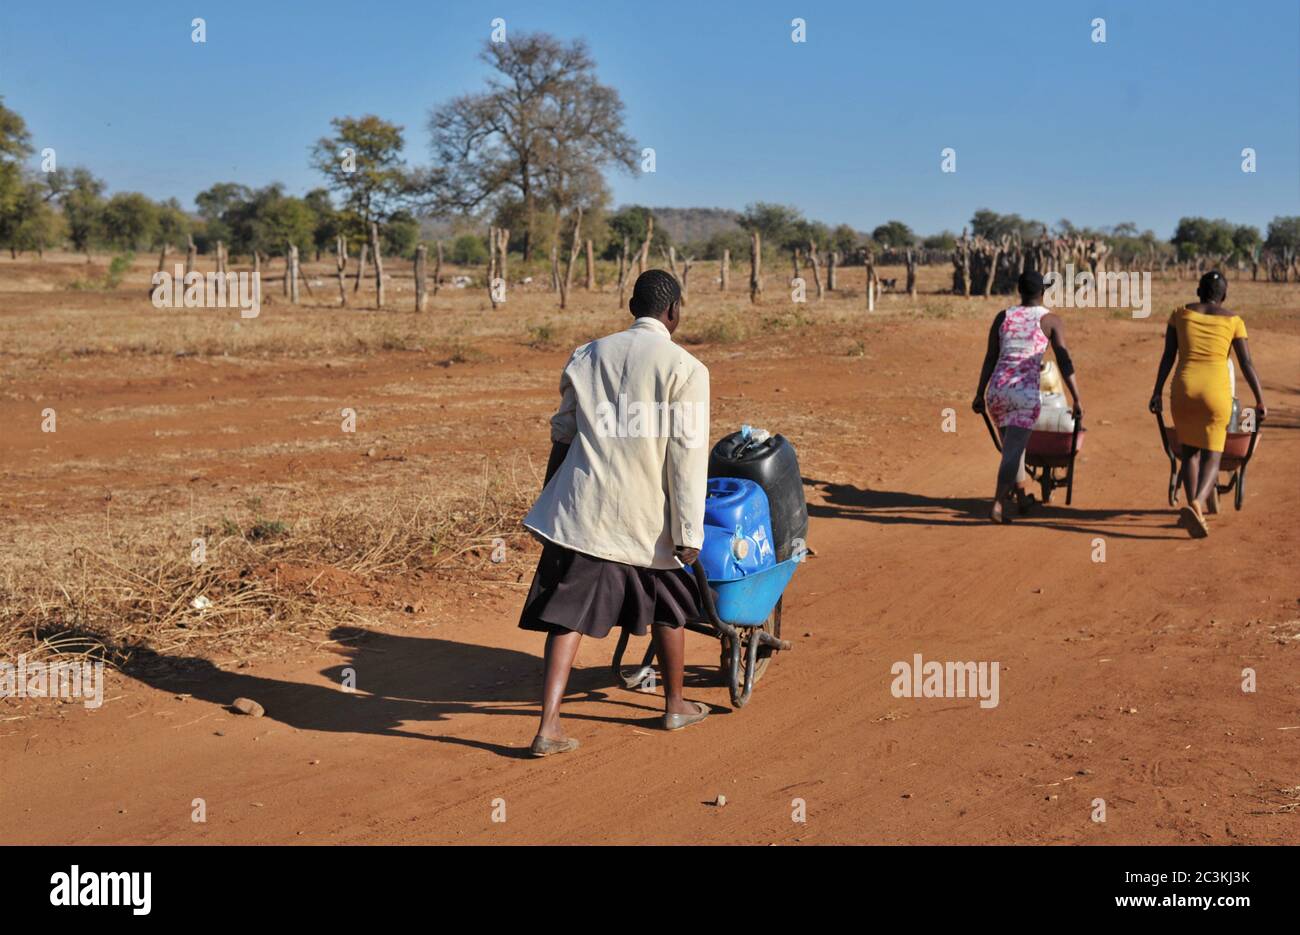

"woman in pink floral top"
[973,272,1083,523]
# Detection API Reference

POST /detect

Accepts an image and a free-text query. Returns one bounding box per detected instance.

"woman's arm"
[1232,337,1267,423]
[543,441,571,486]
[971,311,1005,412]
[1043,313,1082,418]
[1148,324,1178,413]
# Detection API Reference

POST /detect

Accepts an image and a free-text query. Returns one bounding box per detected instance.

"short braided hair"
[629,269,681,317]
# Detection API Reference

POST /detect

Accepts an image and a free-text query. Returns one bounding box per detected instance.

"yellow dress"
[1169,307,1247,452]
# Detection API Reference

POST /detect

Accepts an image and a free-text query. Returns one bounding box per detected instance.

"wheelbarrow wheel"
[719,598,783,688]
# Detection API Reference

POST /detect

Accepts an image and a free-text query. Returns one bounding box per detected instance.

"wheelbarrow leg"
[613,629,657,691]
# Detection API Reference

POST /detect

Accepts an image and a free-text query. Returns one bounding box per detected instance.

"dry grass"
[0,462,537,669]
[2,250,1297,671]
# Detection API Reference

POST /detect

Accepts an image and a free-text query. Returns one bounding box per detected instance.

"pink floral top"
[986,305,1049,430]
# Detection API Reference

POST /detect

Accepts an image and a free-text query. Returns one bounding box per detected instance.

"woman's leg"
[992,426,1032,520]
[536,628,582,741]
[1180,445,1200,506]
[651,623,698,716]
[1192,449,1223,509]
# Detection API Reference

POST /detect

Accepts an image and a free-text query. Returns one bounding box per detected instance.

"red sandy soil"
[2,308,1297,844]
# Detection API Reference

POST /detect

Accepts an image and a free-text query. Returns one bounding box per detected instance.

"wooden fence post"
[354,242,368,294]
[617,236,628,308]
[415,243,428,312]
[585,238,595,290]
[721,248,730,291]
[749,231,762,304]
[808,241,824,302]
[369,221,384,309]
[561,208,583,309]
[336,235,348,307]
[865,248,877,312]
[287,243,300,304]
[434,240,443,296]
[827,250,837,291]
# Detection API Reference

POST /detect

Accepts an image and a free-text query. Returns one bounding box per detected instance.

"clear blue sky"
[1,0,1296,236]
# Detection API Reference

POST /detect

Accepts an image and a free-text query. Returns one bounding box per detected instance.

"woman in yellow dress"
[1149,271,1267,537]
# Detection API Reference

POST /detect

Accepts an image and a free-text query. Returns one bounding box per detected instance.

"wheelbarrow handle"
[689,561,737,641]
[979,406,1002,452]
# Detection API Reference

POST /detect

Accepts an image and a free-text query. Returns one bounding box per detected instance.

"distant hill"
[639,207,743,245]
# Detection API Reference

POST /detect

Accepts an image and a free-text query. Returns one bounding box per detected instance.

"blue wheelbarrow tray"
[705,558,800,626]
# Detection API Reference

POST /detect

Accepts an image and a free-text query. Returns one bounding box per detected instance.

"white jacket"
[524,316,710,569]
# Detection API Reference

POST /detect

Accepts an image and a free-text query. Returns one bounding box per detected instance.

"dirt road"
[3,309,1297,844]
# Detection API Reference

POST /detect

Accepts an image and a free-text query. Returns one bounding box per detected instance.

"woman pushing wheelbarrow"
[1148,270,1267,538]
[516,270,714,757]
[972,271,1084,523]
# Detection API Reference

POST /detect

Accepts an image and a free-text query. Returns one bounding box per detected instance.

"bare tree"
[427,33,636,260]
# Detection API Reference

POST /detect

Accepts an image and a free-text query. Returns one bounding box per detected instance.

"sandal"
[1178,505,1209,539]
[662,701,710,732]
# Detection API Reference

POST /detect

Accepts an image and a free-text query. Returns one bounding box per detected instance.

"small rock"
[901,793,911,799]
[714,794,727,807]
[231,697,265,717]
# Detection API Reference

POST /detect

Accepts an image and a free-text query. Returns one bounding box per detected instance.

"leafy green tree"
[1,179,63,256]
[303,187,342,258]
[312,115,413,235]
[1264,216,1300,253]
[737,202,802,247]
[1171,217,1234,260]
[101,192,160,250]
[970,209,1042,241]
[383,211,421,259]
[155,197,192,250]
[604,205,670,259]
[922,231,957,251]
[871,220,916,249]
[0,97,34,251]
[449,233,488,265]
[1231,224,1261,263]
[830,223,860,255]
[48,167,105,258]
[194,181,251,247]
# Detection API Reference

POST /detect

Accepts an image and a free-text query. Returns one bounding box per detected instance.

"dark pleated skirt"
[518,542,701,638]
